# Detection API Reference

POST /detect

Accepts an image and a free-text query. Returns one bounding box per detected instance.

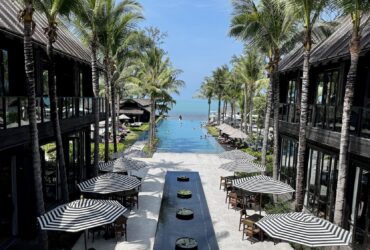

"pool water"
[156,119,224,153]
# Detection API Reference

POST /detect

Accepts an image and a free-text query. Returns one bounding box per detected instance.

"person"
[179,115,182,120]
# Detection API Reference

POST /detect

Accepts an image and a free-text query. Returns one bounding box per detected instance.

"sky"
[138,0,243,100]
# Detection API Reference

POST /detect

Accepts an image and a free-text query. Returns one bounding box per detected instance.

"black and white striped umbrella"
[99,157,147,172]
[255,212,352,247]
[232,175,295,194]
[77,173,141,194]
[220,159,265,173]
[218,149,256,161]
[37,199,126,232]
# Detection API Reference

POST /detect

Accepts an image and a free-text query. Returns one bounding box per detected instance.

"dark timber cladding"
[0,0,91,64]
[277,13,370,248]
[154,171,219,250]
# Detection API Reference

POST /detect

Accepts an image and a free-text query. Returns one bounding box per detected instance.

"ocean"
[167,99,219,121]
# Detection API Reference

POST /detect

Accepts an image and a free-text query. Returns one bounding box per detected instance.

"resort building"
[120,98,151,123]
[0,2,105,247]
[277,16,370,247]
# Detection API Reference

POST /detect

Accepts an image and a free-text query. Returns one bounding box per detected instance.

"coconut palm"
[233,48,263,134]
[198,77,215,122]
[285,0,333,212]
[334,0,370,226]
[34,0,79,204]
[133,46,184,150]
[96,0,142,160]
[73,0,104,175]
[212,65,229,125]
[230,0,296,179]
[18,1,48,248]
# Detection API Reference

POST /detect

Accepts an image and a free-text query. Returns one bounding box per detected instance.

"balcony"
[279,103,370,139]
[0,96,106,130]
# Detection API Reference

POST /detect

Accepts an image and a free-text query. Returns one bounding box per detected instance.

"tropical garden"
[199,0,370,231]
[17,0,183,248]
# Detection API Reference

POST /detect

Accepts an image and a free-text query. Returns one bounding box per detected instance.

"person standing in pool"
[179,115,182,120]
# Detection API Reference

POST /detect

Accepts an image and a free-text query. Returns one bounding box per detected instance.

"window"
[306,148,338,221]
[315,70,339,106]
[0,49,9,96]
[287,80,297,104]
[352,166,370,248]
[280,137,298,189]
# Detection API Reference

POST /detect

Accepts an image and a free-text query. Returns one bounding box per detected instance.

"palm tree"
[73,0,104,175]
[34,0,79,204]
[230,0,296,178]
[334,0,370,226]
[212,65,229,125]
[198,77,215,122]
[97,0,142,158]
[233,49,263,133]
[18,1,48,248]
[133,46,184,150]
[285,0,332,212]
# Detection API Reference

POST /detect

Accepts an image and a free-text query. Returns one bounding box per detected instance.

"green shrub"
[265,201,293,214]
[206,126,219,137]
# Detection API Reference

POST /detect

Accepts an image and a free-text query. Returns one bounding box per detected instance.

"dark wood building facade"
[0,1,105,247]
[119,99,151,123]
[277,16,370,248]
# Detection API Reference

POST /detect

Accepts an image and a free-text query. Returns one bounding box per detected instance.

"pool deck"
[72,152,293,250]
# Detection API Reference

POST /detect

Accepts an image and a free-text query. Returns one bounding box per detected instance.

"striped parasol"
[218,149,256,161]
[255,212,352,247]
[37,199,126,232]
[99,157,147,173]
[220,159,265,173]
[232,175,295,194]
[77,173,141,194]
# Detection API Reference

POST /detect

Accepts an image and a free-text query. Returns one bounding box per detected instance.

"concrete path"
[72,153,293,250]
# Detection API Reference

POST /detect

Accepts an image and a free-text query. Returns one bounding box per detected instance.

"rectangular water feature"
[153,171,219,250]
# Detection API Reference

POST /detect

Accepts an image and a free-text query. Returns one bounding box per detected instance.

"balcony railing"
[279,103,300,123]
[279,103,370,138]
[0,96,106,130]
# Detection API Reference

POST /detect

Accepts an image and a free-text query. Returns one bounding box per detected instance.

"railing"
[279,103,370,139]
[278,103,300,123]
[0,96,106,130]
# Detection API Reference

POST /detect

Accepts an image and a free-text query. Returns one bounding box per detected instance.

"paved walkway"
[72,153,293,250]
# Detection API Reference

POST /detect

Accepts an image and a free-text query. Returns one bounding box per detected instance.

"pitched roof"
[134,99,151,107]
[279,14,370,73]
[0,0,91,64]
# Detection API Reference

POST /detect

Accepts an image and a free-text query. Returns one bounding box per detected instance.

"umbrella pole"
[84,230,87,250]
[259,193,262,216]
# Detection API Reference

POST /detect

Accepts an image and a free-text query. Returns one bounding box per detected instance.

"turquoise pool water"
[156,118,224,153]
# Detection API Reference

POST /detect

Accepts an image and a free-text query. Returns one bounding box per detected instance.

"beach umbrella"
[255,212,352,247]
[37,199,126,250]
[218,149,256,161]
[229,130,248,139]
[232,175,295,215]
[77,173,141,194]
[220,159,265,173]
[99,157,147,173]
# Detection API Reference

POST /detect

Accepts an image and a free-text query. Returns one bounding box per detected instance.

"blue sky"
[138,0,243,100]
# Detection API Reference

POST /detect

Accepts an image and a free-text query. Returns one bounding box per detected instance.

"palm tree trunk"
[334,30,360,226]
[244,83,248,133]
[149,97,155,150]
[104,66,110,162]
[207,98,211,123]
[22,3,48,249]
[91,41,99,176]
[296,32,312,212]
[261,75,273,165]
[111,81,117,153]
[223,101,227,122]
[272,55,280,181]
[217,96,221,125]
[46,37,69,203]
[249,89,253,133]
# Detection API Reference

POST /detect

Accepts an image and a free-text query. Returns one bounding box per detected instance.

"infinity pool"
[156,119,224,153]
